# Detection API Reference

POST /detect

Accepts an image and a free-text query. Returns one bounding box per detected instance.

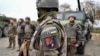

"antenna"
[77,0,81,11]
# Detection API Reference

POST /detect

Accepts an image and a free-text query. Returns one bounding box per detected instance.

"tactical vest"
[25,24,33,33]
[17,24,24,33]
[65,23,78,38]
[33,11,65,54]
[8,24,17,34]
[40,21,61,51]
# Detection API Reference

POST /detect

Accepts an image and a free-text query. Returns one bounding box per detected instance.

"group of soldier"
[6,15,83,56]
[7,17,35,51]
[6,0,87,56]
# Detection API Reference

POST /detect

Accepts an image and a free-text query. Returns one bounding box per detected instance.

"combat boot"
[12,44,15,49]
[17,45,21,51]
[7,42,12,48]
[7,46,11,48]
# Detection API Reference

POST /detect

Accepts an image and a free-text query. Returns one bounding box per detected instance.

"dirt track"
[0,33,100,56]
[84,33,100,56]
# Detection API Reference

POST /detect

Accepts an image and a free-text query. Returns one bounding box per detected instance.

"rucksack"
[40,21,61,51]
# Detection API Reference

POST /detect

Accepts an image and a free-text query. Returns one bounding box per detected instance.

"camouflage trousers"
[17,33,24,48]
[8,34,16,48]
[67,38,77,56]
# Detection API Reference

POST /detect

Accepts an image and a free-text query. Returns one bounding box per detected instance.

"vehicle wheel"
[3,26,9,37]
[0,28,3,38]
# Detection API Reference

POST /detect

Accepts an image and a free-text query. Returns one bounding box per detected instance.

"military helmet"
[68,14,76,20]
[37,0,58,10]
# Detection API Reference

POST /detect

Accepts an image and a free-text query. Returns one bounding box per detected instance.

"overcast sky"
[0,0,99,21]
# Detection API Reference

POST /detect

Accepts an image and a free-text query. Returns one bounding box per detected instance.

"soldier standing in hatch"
[7,19,17,49]
[65,15,81,56]
[24,17,35,49]
[17,18,25,51]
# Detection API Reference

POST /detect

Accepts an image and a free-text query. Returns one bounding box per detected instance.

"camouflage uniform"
[24,23,35,38]
[8,23,17,49]
[17,23,25,49]
[33,0,66,56]
[65,22,80,56]
[24,23,35,49]
[33,16,66,56]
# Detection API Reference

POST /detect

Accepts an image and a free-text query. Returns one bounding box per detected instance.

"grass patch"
[92,28,100,33]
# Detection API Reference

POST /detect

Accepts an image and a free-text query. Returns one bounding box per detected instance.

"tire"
[3,26,9,37]
[0,28,2,38]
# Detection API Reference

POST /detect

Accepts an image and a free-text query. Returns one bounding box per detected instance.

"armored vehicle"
[0,15,14,37]
[57,0,93,54]
[57,11,86,25]
[57,11,87,54]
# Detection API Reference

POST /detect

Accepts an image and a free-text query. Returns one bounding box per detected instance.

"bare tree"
[95,3,100,19]
[81,0,95,19]
[59,3,71,12]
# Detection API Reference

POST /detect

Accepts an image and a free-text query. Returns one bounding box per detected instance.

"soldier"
[65,15,81,56]
[17,18,25,51]
[37,0,58,23]
[32,0,66,56]
[24,17,35,49]
[7,19,17,49]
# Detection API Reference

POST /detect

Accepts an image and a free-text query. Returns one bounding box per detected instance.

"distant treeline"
[92,28,100,33]
[0,15,15,22]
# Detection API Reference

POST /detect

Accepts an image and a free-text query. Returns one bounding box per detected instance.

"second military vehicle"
[57,0,93,54]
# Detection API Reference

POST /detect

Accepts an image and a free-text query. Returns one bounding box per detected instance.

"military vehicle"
[57,10,87,54]
[0,15,14,38]
[57,0,93,54]
[57,11,86,25]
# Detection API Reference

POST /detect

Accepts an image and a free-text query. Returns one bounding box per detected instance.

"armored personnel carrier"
[0,15,14,37]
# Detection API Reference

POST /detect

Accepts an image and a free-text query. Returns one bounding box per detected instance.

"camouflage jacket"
[8,23,17,35]
[24,23,35,34]
[17,23,25,33]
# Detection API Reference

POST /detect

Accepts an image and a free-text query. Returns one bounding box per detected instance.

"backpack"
[40,21,61,51]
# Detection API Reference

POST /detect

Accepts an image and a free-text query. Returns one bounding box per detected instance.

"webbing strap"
[39,11,56,21]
